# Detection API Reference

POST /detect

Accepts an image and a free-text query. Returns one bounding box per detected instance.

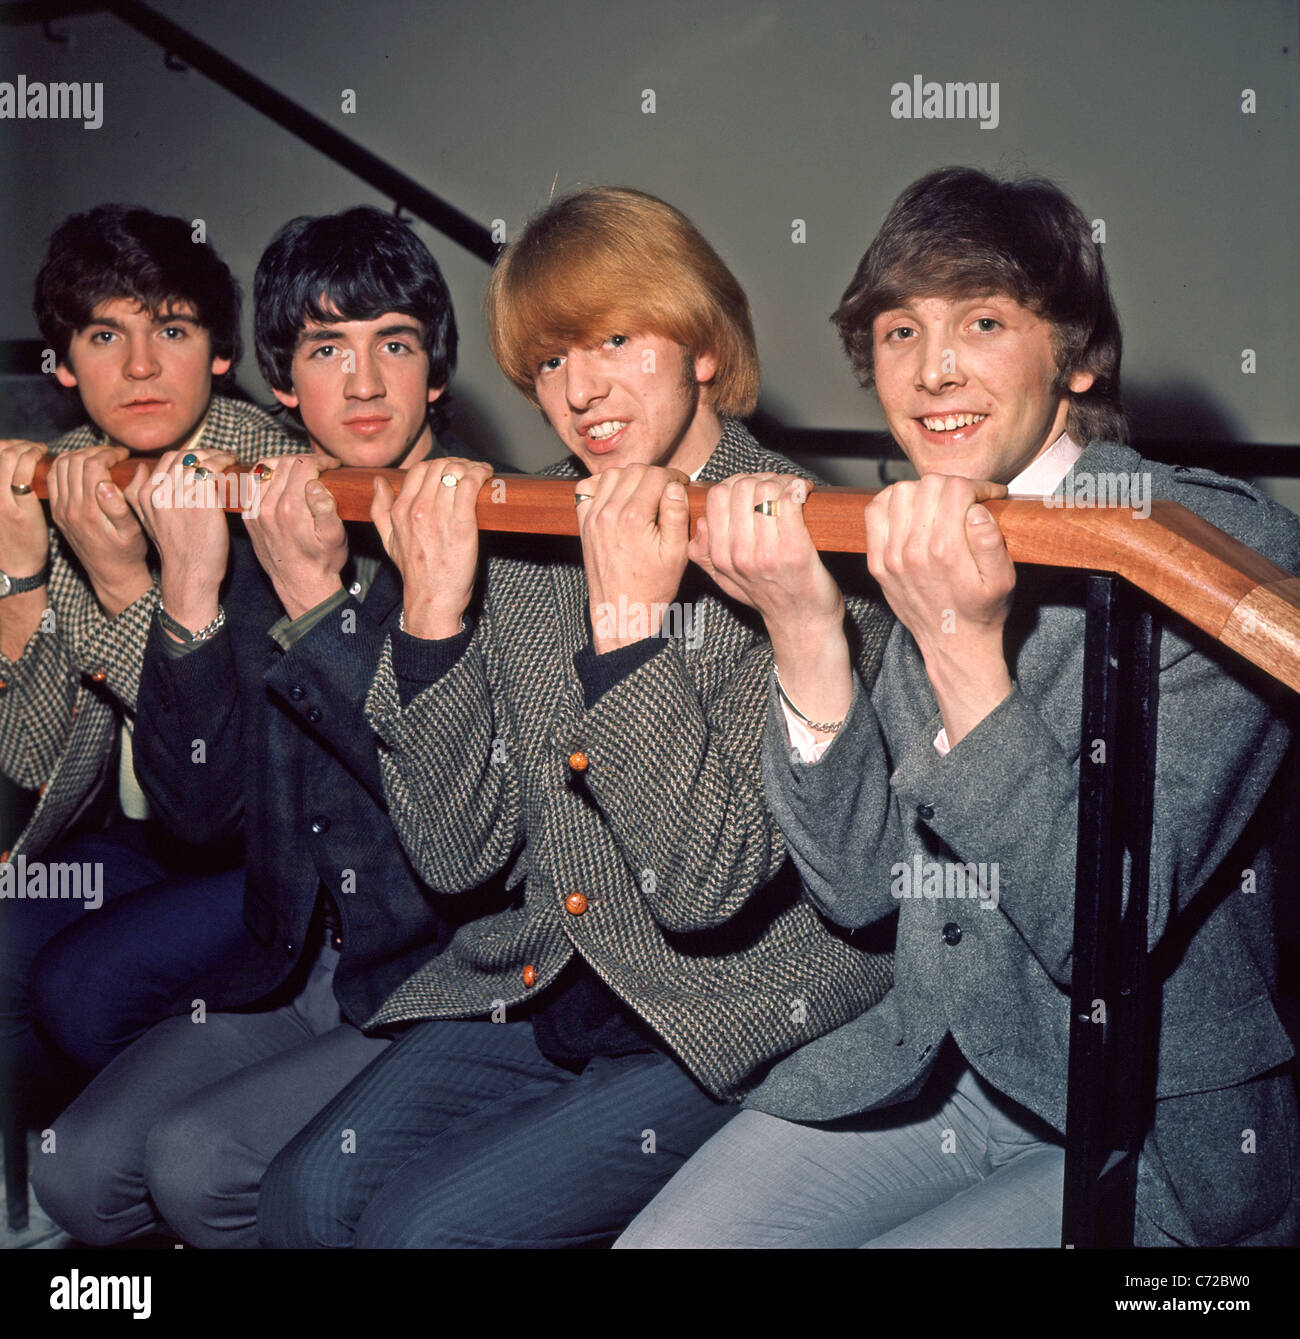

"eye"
[606,334,629,348]
[383,340,413,355]
[309,344,337,359]
[159,326,188,340]
[538,354,564,374]
[882,325,916,342]
[972,317,1001,333]
[88,330,117,345]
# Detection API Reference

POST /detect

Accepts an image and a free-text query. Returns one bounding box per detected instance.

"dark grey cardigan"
[744,442,1300,1246]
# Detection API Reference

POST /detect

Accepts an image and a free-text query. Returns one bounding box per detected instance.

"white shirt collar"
[1006,431,1084,496]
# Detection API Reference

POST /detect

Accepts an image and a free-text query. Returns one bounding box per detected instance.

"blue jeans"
[1,820,249,1108]
[259,1018,733,1248]
[615,1052,1066,1248]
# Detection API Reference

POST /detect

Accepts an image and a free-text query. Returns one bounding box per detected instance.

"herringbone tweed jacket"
[0,395,302,858]
[364,419,896,1100]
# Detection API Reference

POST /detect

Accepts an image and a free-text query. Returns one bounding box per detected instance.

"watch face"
[0,573,11,598]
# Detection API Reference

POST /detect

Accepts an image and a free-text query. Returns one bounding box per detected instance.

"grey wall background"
[1,0,1297,495]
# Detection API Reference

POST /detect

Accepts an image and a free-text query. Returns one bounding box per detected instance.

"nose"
[345,349,385,400]
[915,331,965,394]
[122,333,161,381]
[564,348,608,410]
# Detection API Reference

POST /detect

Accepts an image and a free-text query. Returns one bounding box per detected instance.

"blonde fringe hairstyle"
[487,186,759,418]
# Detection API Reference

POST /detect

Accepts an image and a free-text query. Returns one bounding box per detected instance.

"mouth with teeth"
[919,412,989,434]
[583,419,629,453]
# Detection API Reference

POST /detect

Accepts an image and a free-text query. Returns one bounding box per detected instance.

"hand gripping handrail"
[27,458,1300,693]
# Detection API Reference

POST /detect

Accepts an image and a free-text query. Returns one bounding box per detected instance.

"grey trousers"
[31,936,390,1248]
[616,1056,1066,1248]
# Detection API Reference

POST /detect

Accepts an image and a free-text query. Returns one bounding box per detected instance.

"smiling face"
[54,297,229,453]
[533,329,721,476]
[871,294,1095,484]
[273,309,442,469]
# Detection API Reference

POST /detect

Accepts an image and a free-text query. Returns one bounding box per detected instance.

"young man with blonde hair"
[259,187,895,1249]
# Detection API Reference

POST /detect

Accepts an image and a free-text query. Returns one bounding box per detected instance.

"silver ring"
[574,493,594,507]
[754,499,779,517]
[192,466,213,482]
[440,472,459,488]
[10,482,33,496]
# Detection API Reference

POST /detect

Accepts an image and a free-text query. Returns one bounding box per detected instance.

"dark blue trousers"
[258,1017,734,1248]
[0,820,249,1107]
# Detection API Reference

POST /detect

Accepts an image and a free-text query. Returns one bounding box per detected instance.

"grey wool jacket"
[363,419,896,1100]
[0,395,302,858]
[744,442,1300,1247]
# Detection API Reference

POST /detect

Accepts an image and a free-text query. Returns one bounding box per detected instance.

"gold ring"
[440,472,459,488]
[754,499,779,517]
[574,493,593,507]
[10,483,32,496]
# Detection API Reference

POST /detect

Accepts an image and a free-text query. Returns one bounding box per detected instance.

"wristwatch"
[0,565,49,598]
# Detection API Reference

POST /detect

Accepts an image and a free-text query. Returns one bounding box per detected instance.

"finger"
[305,477,344,545]
[686,513,712,571]
[772,474,817,557]
[885,480,918,573]
[95,476,136,530]
[370,475,396,549]
[657,474,690,552]
[964,502,1015,589]
[864,491,893,585]
[573,472,599,537]
[452,462,492,525]
[703,478,735,570]
[12,443,44,493]
[123,462,150,521]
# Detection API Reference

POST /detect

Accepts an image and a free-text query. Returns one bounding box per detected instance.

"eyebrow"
[297,323,424,346]
[83,310,202,331]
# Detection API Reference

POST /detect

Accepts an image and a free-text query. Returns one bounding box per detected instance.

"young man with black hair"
[31,205,486,1248]
[618,167,1300,1248]
[0,205,297,1125]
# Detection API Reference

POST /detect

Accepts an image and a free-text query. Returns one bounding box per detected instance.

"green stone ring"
[182,453,199,468]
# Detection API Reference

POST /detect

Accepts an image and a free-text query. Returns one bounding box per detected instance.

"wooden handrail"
[26,458,1300,694]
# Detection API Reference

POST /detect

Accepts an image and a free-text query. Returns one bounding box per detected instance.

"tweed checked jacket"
[746,444,1300,1246]
[364,419,895,1099]
[0,395,301,858]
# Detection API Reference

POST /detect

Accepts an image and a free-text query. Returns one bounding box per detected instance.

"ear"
[54,362,78,389]
[1068,369,1095,394]
[272,386,300,410]
[693,351,717,385]
[427,384,445,405]
[210,355,232,379]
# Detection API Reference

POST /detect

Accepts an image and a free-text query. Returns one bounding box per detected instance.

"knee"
[144,1108,250,1249]
[30,1114,128,1247]
[258,1132,352,1249]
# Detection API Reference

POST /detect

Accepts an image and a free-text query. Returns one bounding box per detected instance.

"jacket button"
[306,707,322,724]
[285,942,295,956]
[942,921,962,946]
[521,964,537,987]
[310,816,330,834]
[1,850,8,863]
[568,750,589,772]
[289,686,306,701]
[917,803,934,820]
[565,892,588,916]
[0,680,7,690]
[38,783,46,796]
[90,669,107,683]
